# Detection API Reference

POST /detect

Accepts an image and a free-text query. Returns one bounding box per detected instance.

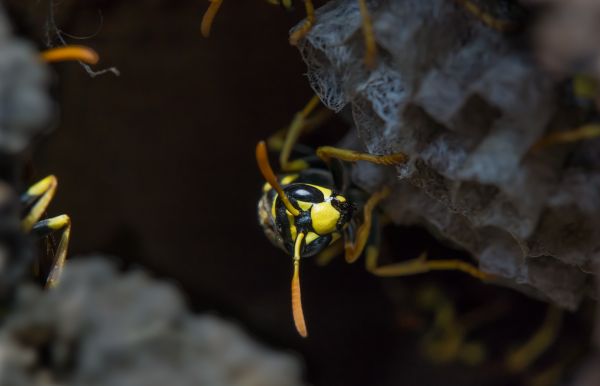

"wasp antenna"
[256,141,300,216]
[201,0,223,38]
[40,45,99,65]
[292,232,308,338]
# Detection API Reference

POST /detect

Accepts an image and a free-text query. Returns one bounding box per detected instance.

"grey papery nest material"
[0,257,306,386]
[0,4,52,154]
[295,0,599,309]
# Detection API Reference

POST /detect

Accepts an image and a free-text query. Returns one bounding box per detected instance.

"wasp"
[256,96,490,337]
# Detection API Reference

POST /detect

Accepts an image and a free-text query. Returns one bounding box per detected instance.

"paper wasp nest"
[296,0,599,309]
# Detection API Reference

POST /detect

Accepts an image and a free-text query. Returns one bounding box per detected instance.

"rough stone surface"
[296,0,599,309]
[0,257,306,386]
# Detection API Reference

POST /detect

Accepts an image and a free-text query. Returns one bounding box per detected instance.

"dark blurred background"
[4,2,593,386]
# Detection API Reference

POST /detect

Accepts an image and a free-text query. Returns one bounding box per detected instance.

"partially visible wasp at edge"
[18,45,101,287]
[255,95,491,337]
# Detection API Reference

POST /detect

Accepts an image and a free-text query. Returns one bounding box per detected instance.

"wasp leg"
[288,0,377,67]
[344,186,390,263]
[505,305,563,373]
[201,0,224,37]
[267,128,288,154]
[289,0,316,45]
[32,215,71,288]
[315,240,344,266]
[417,286,512,366]
[358,0,377,68]
[316,146,408,166]
[365,249,491,281]
[21,176,58,279]
[20,175,71,288]
[268,95,333,172]
[345,177,487,280]
[531,123,600,152]
[417,287,473,365]
[280,95,320,171]
[40,45,99,64]
[452,0,517,32]
[21,175,58,233]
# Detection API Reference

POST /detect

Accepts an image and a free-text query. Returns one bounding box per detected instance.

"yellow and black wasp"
[256,96,490,337]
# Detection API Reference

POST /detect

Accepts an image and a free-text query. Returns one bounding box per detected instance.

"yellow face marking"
[297,201,312,211]
[306,231,319,244]
[337,196,346,202]
[311,201,340,235]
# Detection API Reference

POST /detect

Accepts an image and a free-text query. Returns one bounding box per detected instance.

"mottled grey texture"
[0,4,47,296]
[296,0,598,308]
[0,258,305,386]
[0,4,52,154]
